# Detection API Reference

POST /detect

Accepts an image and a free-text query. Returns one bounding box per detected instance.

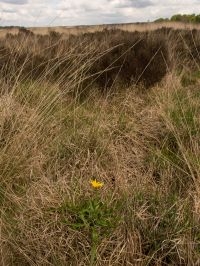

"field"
[1,21,200,37]
[0,23,200,265]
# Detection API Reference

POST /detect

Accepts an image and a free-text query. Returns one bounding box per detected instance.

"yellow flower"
[90,179,104,189]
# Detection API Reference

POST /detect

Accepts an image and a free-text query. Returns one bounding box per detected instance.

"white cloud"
[0,0,199,26]
[0,0,28,4]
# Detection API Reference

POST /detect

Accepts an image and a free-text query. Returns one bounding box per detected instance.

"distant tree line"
[0,26,24,29]
[155,14,200,23]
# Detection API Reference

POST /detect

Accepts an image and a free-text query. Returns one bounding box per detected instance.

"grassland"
[0,24,200,265]
[1,21,200,38]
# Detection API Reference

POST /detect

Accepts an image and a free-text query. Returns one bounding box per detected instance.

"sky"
[0,0,199,27]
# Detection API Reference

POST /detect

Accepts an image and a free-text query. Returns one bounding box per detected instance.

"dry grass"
[1,21,200,38]
[0,26,200,265]
[116,21,200,32]
[28,22,200,36]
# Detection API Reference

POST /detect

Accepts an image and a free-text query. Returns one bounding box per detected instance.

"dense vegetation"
[0,25,200,265]
[155,13,200,23]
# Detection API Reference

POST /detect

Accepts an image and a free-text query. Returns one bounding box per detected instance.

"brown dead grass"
[1,21,200,38]
[0,26,200,265]
[28,22,200,36]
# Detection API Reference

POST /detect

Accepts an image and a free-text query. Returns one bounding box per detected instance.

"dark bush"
[84,29,168,89]
[0,27,200,93]
[18,27,34,36]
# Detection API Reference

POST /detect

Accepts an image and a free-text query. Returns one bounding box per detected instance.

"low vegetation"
[0,24,200,265]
